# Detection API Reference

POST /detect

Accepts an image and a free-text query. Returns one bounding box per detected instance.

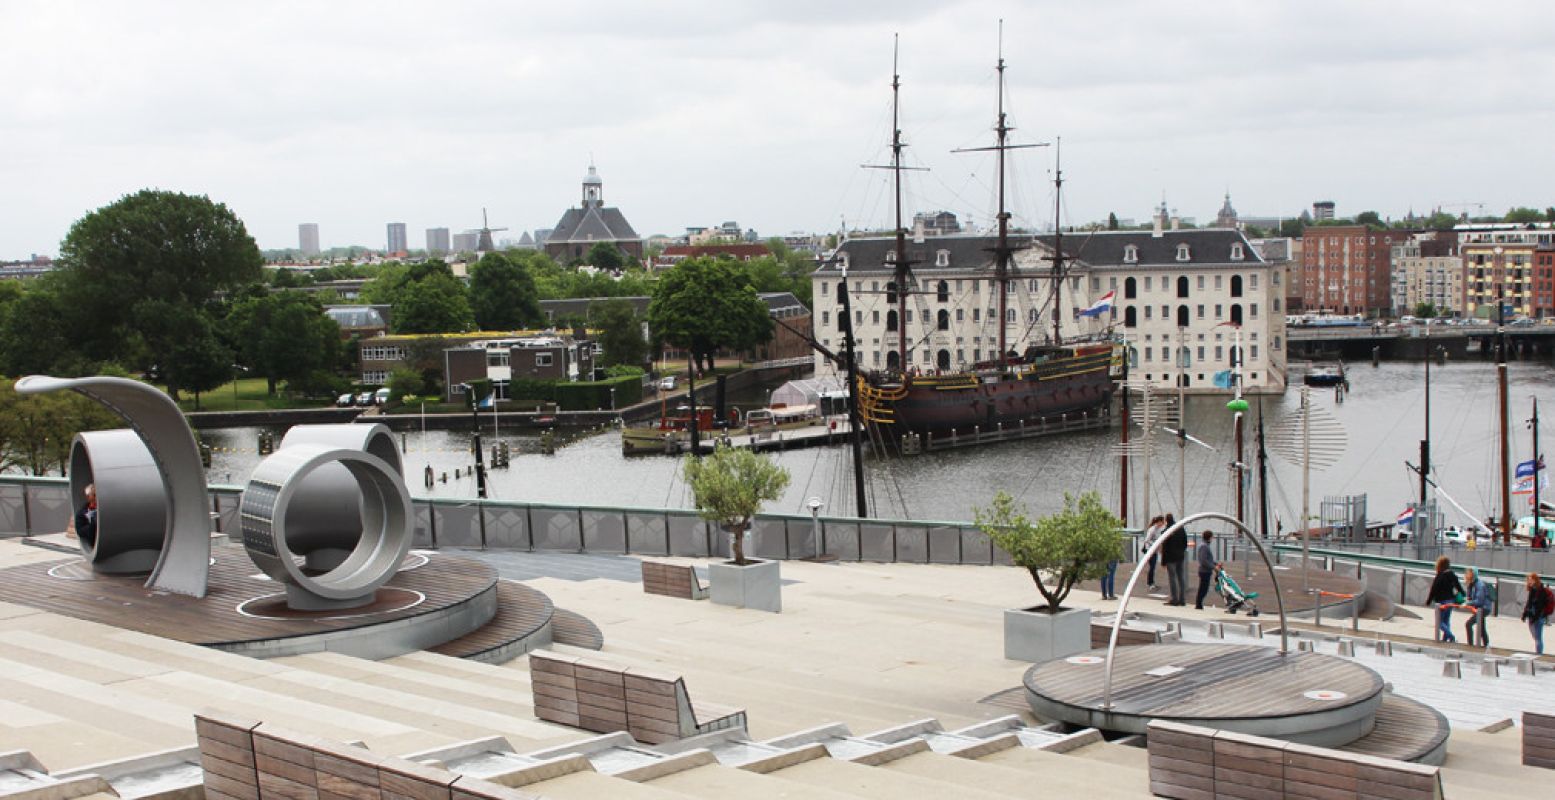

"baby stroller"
[1214,566,1260,616]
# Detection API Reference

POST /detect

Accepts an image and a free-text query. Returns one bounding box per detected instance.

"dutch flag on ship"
[1079,291,1116,318]
[1396,508,1414,527]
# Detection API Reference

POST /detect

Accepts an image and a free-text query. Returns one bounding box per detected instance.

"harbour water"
[203,360,1555,528]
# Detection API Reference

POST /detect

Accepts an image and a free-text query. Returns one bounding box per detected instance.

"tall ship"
[814,38,1122,445]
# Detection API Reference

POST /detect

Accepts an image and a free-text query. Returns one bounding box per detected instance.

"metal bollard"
[1442,660,1462,679]
[1514,657,1537,676]
[1297,640,1314,653]
[1374,640,1393,657]
[1337,640,1355,657]
[1481,660,1501,678]
[1206,622,1224,639]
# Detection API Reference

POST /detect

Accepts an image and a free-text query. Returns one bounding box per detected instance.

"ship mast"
[890,36,910,373]
[1050,141,1064,346]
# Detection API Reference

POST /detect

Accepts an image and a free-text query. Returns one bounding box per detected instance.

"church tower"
[1215,192,1239,229]
[581,165,603,209]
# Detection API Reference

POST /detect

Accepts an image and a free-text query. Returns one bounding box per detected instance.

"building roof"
[660,244,770,259]
[323,305,388,329]
[548,206,641,245]
[1040,228,1266,268]
[816,234,1025,276]
[539,292,808,320]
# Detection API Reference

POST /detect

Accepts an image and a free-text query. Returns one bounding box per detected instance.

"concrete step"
[385,650,535,688]
[885,747,1151,798]
[759,754,1016,800]
[643,762,862,799]
[976,743,1150,795]
[515,768,699,799]
[276,653,543,724]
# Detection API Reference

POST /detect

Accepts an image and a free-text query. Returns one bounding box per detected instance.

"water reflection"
[204,361,1554,527]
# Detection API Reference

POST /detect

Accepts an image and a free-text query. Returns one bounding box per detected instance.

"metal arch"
[1101,511,1288,711]
[15,375,211,597]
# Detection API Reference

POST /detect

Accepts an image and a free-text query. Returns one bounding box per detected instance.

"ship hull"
[863,345,1117,435]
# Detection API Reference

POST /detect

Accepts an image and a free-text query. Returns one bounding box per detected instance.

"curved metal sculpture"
[240,443,412,611]
[275,424,402,571]
[16,375,211,597]
[68,430,168,573]
[1101,512,1289,710]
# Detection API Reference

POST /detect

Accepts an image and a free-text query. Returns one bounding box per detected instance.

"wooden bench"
[1147,719,1442,800]
[528,649,745,745]
[641,561,707,600]
[194,711,541,800]
[1090,621,1163,649]
[1525,711,1555,769]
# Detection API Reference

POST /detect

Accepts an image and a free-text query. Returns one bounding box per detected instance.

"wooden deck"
[1096,559,1367,615]
[0,545,496,647]
[1026,643,1382,720]
[428,580,553,661]
[1339,693,1451,764]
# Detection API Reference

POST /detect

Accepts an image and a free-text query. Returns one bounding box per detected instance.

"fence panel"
[959,528,994,565]
[484,505,529,549]
[787,519,820,560]
[667,514,709,557]
[751,518,788,560]
[823,521,860,562]
[895,525,929,564]
[859,523,895,563]
[581,510,626,554]
[413,504,435,548]
[434,504,483,549]
[530,508,582,551]
[29,484,71,534]
[0,484,26,536]
[625,512,670,556]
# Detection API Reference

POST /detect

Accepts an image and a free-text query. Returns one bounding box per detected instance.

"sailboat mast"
[1051,144,1064,347]
[890,36,910,373]
[993,36,1011,367]
[1533,398,1542,541]
[1499,305,1511,544]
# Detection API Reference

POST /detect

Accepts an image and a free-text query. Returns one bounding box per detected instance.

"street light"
[231,364,248,406]
[610,386,616,411]
[807,497,825,559]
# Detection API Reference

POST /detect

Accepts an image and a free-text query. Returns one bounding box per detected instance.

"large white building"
[810,211,1286,393]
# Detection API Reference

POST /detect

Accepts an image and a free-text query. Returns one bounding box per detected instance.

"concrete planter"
[1004,605,1091,663]
[709,559,781,613]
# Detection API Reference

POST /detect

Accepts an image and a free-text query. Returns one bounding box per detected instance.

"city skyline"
[4,1,1554,258]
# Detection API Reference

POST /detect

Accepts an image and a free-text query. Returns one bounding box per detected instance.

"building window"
[1250,274,1259,290]
[1273,335,1282,351]
[973,308,981,322]
[885,282,897,303]
[535,353,553,367]
[1177,244,1191,261]
[1197,275,1206,290]
[361,345,404,361]
[1197,304,1205,319]
[1028,308,1039,323]
[873,310,879,324]
[487,350,509,367]
[1231,304,1243,324]
[1230,243,1244,261]
[1124,244,1139,263]
[1215,345,1223,362]
[885,250,896,262]
[1091,277,1102,292]
[361,370,388,385]
[956,308,963,321]
[1144,305,1153,320]
[1125,306,1138,328]
[937,281,950,302]
[1251,344,1259,361]
[1249,303,1258,319]
[937,309,950,331]
[936,250,950,267]
[1177,276,1190,298]
[821,311,829,326]
[1144,346,1152,361]
[1214,275,1223,290]
[1230,274,1243,298]
[1125,276,1137,299]
[1214,304,1223,320]
[886,310,898,331]
[905,310,913,324]
[1006,308,1016,323]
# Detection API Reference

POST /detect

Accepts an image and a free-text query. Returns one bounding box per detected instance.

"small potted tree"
[683,447,791,612]
[975,490,1123,662]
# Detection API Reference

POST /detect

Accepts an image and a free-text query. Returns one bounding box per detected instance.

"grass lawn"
[170,377,337,413]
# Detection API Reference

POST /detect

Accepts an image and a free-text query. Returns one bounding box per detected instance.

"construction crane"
[464,208,508,252]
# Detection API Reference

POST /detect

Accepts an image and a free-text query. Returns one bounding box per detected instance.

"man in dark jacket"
[1160,515,1188,606]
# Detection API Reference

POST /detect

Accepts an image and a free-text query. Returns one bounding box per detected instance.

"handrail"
[1271,542,1552,584]
[1102,512,1288,711]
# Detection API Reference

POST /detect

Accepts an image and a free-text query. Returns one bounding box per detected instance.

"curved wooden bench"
[1090,621,1163,648]
[528,649,744,745]
[1525,711,1555,769]
[641,561,707,600]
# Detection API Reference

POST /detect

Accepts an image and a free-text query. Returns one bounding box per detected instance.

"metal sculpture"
[274,424,402,571]
[16,375,212,597]
[240,433,412,611]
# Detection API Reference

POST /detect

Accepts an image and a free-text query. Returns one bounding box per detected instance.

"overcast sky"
[4,1,1553,258]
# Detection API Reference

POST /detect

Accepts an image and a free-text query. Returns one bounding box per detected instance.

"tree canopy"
[589,297,647,368]
[1505,207,1546,224]
[974,491,1123,612]
[469,252,542,330]
[648,256,774,372]
[586,242,628,271]
[363,259,474,334]
[0,381,124,476]
[223,289,342,394]
[682,447,791,565]
[52,189,263,394]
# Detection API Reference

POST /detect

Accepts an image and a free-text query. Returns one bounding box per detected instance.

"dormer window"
[885,251,897,263]
[1175,243,1191,262]
[837,253,849,270]
[936,249,950,267]
[1230,243,1245,261]
[1123,244,1139,263]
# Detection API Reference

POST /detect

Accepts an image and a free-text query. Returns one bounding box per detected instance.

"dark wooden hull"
[863,345,1117,435]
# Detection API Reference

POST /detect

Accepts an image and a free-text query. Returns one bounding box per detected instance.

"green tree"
[1424,211,1460,230]
[1107,212,1119,231]
[0,382,124,476]
[682,447,791,565]
[590,298,647,368]
[587,241,628,271]
[469,251,541,330]
[386,367,424,402]
[974,491,1124,612]
[1414,302,1439,319]
[1355,210,1382,227]
[0,283,81,376]
[163,311,233,409]
[53,189,262,382]
[649,257,774,373]
[224,290,342,395]
[394,273,474,333]
[1278,218,1306,238]
[1505,207,1545,224]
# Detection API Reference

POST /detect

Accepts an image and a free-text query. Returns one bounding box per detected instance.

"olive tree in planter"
[683,447,791,612]
[975,490,1123,662]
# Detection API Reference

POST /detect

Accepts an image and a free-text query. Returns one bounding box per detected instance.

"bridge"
[1287,324,1555,362]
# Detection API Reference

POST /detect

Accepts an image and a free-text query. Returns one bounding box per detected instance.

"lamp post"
[231,365,247,406]
[609,386,616,411]
[807,496,824,559]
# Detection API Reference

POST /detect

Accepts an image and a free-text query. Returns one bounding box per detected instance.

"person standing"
[1142,515,1164,592]
[1463,567,1492,648]
[1160,515,1188,606]
[1194,531,1219,610]
[1427,556,1464,643]
[1523,573,1554,655]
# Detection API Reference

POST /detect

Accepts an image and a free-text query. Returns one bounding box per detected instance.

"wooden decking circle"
[0,545,497,647]
[1024,643,1385,742]
[1338,693,1451,764]
[429,580,554,662]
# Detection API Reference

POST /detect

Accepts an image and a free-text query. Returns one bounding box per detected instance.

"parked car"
[659,375,677,391]
[1510,317,1536,327]
[355,391,374,406]
[336,393,355,407]
[374,388,392,405]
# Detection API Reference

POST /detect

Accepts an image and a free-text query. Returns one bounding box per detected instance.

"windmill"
[1266,386,1347,590]
[464,208,508,253]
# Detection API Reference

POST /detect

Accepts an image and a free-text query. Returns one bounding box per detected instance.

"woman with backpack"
[1522,573,1554,655]
[1427,556,1464,643]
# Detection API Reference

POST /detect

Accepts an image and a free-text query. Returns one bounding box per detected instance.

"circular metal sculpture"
[15,375,211,597]
[68,430,168,574]
[275,424,402,571]
[240,444,412,611]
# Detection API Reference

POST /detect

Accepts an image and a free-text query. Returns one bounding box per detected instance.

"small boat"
[620,405,740,456]
[621,379,850,456]
[1303,364,1347,387]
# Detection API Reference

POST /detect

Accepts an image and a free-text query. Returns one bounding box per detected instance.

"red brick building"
[1536,245,1555,319]
[1299,225,1410,316]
